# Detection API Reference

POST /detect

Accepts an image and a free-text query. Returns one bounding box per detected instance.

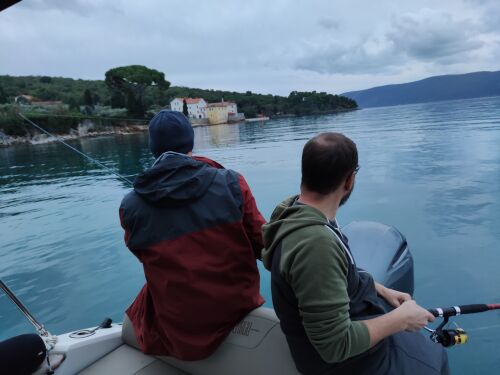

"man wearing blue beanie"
[148,110,194,157]
[119,110,265,360]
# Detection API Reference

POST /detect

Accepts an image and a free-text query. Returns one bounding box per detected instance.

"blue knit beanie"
[148,110,194,158]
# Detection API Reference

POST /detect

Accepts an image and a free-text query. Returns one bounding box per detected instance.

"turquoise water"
[2,97,500,373]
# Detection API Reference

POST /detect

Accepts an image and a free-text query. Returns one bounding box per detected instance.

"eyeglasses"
[353,165,360,175]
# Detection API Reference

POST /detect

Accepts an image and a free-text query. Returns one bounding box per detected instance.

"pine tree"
[105,65,170,117]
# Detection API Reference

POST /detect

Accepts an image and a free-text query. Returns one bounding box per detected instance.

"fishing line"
[465,324,500,332]
[18,113,134,186]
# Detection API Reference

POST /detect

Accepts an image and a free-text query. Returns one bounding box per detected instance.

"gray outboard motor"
[342,221,414,295]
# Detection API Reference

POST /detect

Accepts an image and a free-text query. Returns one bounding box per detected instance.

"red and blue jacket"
[119,152,265,360]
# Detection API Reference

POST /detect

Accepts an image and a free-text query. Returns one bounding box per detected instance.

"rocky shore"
[0,119,148,147]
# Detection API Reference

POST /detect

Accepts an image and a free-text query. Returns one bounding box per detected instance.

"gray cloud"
[387,9,483,62]
[464,0,496,4]
[294,38,401,74]
[293,8,488,75]
[18,0,103,15]
[318,17,339,30]
[473,1,500,34]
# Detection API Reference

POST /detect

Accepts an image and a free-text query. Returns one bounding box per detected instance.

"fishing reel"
[428,316,468,347]
[425,303,500,347]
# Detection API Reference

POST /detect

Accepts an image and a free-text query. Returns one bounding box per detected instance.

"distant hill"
[342,71,500,108]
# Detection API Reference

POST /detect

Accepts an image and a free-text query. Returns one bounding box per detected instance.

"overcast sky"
[1,0,500,95]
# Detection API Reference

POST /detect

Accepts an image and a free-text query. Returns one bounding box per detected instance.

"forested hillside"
[0,75,357,118]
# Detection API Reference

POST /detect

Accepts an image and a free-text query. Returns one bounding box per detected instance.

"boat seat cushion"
[78,345,188,375]
[121,309,301,375]
[122,314,141,350]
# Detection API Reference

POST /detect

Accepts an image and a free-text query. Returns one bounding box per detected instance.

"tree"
[105,65,170,116]
[0,85,7,104]
[40,76,52,84]
[110,91,126,108]
[83,89,94,108]
[182,99,188,117]
[67,97,79,111]
[35,87,57,101]
[93,93,101,106]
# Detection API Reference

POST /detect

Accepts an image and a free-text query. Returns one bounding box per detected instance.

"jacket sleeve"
[119,202,144,262]
[119,206,131,246]
[286,233,370,363]
[238,174,266,260]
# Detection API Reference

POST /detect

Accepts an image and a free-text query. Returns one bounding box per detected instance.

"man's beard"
[340,185,354,207]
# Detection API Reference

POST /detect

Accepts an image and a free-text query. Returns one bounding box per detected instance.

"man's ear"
[345,173,355,191]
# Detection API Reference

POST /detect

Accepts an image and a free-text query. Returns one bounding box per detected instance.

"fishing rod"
[428,303,500,318]
[425,303,500,347]
[0,280,50,338]
[2,279,65,374]
[18,113,134,186]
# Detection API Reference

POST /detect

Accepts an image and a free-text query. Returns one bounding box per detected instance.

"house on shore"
[207,102,229,125]
[14,95,35,105]
[170,97,244,125]
[170,98,207,119]
[15,95,65,108]
[207,101,243,125]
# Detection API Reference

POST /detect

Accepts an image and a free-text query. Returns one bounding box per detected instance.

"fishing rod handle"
[428,304,489,317]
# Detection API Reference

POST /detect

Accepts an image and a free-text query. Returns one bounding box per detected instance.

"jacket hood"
[262,196,329,270]
[133,152,218,206]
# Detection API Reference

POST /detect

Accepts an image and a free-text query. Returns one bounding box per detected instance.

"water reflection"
[194,123,241,149]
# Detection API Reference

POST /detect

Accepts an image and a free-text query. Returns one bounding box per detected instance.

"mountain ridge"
[342,70,500,108]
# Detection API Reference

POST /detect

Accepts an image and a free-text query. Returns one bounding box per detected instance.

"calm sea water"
[2,97,500,373]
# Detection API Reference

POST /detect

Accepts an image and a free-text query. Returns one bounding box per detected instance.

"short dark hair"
[301,132,358,195]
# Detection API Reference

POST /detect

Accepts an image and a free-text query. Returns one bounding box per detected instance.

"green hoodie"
[262,196,370,363]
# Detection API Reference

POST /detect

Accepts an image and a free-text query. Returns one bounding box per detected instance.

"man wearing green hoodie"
[262,133,449,374]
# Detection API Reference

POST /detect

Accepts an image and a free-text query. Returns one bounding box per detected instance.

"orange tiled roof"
[175,98,205,104]
[16,95,35,101]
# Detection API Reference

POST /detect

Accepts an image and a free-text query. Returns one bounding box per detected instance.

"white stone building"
[170,98,207,119]
[225,101,238,115]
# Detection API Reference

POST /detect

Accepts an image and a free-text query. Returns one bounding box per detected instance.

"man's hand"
[395,300,435,332]
[364,300,436,347]
[374,282,411,308]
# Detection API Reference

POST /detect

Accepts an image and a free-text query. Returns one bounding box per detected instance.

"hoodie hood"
[262,196,329,270]
[133,152,217,206]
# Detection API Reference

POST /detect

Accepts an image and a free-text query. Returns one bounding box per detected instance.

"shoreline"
[0,124,149,148]
[0,108,358,148]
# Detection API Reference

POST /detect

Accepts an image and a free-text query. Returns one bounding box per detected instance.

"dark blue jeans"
[316,330,450,375]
